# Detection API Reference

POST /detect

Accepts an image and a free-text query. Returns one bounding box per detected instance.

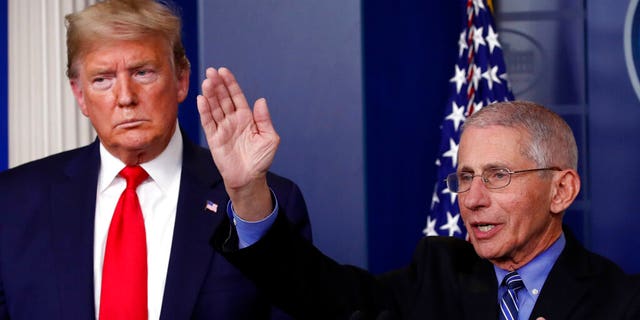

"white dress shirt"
[93,127,183,320]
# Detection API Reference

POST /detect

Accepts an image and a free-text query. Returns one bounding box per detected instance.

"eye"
[458,172,474,183]
[489,168,510,181]
[91,76,114,90]
[133,69,157,84]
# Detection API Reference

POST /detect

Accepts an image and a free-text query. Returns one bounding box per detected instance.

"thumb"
[253,98,276,134]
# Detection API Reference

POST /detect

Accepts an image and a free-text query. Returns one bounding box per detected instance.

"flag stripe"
[423,0,514,238]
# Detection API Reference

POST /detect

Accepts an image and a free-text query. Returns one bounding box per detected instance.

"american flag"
[423,0,514,238]
[205,200,218,213]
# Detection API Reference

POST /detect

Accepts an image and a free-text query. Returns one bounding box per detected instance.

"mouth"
[115,119,147,129]
[470,222,501,239]
[477,224,495,232]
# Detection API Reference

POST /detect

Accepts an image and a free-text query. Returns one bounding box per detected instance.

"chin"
[109,139,152,157]
[118,140,150,150]
[118,132,154,147]
[471,242,497,259]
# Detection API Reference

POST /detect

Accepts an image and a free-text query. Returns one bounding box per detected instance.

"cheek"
[144,84,174,105]
[84,99,106,120]
[503,196,549,237]
[83,96,117,128]
[83,89,114,109]
[154,91,180,116]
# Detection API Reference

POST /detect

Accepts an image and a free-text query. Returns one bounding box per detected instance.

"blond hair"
[65,0,190,78]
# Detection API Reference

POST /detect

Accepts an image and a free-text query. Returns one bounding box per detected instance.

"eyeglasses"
[445,167,562,193]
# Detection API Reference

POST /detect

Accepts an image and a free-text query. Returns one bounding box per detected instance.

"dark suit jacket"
[216,213,640,320]
[0,135,311,319]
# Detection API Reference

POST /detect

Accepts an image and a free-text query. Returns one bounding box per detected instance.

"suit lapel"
[49,142,101,319]
[459,259,498,319]
[160,138,226,319]
[530,232,593,319]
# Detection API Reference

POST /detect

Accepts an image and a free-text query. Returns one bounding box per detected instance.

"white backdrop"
[8,0,96,168]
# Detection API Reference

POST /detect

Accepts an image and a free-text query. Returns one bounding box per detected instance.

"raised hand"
[197,67,279,220]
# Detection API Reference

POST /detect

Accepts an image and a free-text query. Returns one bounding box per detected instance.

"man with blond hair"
[0,0,310,319]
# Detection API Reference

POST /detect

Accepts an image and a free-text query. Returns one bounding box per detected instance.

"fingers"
[198,67,273,139]
[218,67,251,113]
[205,68,233,117]
[197,70,219,132]
[196,93,217,133]
[202,67,250,116]
[200,67,251,120]
[198,68,228,129]
[253,98,276,135]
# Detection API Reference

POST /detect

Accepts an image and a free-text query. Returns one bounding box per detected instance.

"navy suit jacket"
[216,213,640,320]
[0,135,311,319]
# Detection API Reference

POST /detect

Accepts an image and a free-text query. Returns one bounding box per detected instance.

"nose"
[459,176,490,211]
[116,76,138,107]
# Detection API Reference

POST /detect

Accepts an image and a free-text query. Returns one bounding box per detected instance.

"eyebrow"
[458,163,510,173]
[86,66,114,76]
[127,60,157,70]
[86,60,158,75]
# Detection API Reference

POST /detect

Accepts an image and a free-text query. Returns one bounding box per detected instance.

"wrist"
[226,178,273,221]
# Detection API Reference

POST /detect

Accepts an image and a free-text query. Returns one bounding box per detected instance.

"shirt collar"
[98,123,183,193]
[494,232,566,295]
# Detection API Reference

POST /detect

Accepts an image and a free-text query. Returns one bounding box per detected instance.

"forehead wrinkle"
[458,126,534,172]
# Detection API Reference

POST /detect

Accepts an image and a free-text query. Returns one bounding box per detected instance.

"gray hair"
[463,100,578,170]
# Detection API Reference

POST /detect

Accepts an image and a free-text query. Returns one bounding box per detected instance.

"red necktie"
[100,165,149,320]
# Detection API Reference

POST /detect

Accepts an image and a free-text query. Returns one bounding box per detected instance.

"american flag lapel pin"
[205,200,218,213]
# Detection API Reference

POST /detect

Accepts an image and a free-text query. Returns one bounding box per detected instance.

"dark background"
[1,0,638,274]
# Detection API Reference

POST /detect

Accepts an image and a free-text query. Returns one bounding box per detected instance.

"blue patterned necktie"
[499,271,525,320]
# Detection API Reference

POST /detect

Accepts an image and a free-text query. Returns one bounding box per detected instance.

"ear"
[176,68,190,103]
[70,79,89,117]
[550,169,581,214]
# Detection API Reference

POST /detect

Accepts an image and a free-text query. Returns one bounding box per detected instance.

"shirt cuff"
[226,189,279,249]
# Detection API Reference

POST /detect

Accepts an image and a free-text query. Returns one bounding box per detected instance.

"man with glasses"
[198,84,640,320]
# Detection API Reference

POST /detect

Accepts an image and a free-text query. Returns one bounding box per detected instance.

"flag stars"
[485,25,501,53]
[458,30,468,57]
[471,64,482,91]
[423,216,439,237]
[499,72,512,91]
[472,0,486,15]
[446,101,466,131]
[442,138,459,167]
[482,65,501,90]
[441,186,457,205]
[425,1,513,242]
[472,26,486,52]
[473,101,484,115]
[439,212,462,237]
[450,65,466,94]
[430,185,440,210]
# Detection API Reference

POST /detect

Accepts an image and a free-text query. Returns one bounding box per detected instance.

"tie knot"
[119,165,149,190]
[503,271,524,291]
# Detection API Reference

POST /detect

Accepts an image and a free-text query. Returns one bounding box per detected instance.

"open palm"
[197,67,279,194]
